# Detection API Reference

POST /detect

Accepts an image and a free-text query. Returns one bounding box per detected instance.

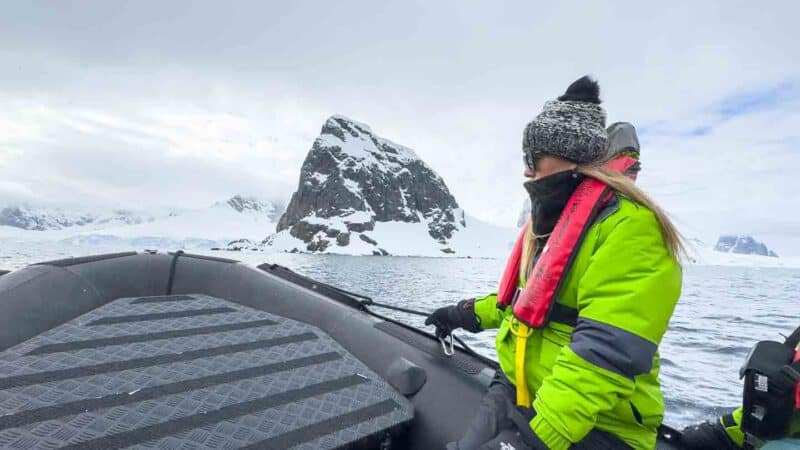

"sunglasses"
[523,148,544,172]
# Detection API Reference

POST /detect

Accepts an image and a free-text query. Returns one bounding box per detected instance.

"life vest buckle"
[508,316,533,338]
[781,364,800,383]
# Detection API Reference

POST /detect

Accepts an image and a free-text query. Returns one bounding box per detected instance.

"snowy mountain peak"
[261,115,483,255]
[319,115,420,165]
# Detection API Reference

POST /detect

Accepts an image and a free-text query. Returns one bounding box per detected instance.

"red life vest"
[496,156,638,328]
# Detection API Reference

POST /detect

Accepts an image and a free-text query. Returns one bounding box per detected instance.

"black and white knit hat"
[523,76,608,165]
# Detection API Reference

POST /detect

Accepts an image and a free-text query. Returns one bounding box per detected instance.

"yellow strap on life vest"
[509,317,533,407]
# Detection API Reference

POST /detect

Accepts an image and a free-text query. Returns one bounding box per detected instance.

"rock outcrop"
[715,235,778,257]
[271,115,466,254]
[224,195,283,222]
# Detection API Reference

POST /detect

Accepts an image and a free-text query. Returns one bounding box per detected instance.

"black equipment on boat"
[738,325,800,442]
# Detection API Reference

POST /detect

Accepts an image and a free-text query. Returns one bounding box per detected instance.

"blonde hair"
[519,162,685,280]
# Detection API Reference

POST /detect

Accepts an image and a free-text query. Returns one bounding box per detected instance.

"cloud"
[716,81,798,118]
[0,98,320,210]
[0,1,799,253]
[637,82,800,253]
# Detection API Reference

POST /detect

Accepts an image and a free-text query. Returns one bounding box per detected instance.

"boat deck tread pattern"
[0,294,413,449]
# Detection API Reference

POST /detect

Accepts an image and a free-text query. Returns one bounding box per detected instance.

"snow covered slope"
[0,196,282,250]
[69,196,280,249]
[262,212,514,257]
[686,238,797,268]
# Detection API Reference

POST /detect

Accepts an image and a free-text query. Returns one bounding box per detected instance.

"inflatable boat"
[0,251,682,449]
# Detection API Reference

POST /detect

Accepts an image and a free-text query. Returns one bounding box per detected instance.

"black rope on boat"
[259,263,494,366]
[360,300,431,318]
[363,303,488,363]
[302,280,487,360]
[356,297,488,363]
[165,250,184,295]
[364,299,485,360]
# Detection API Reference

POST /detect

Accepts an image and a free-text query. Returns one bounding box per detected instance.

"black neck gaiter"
[523,170,584,236]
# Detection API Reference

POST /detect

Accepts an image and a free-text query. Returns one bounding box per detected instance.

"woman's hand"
[680,421,741,449]
[478,405,545,450]
[424,299,481,338]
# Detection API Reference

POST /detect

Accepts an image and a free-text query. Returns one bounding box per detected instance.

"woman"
[426,76,683,449]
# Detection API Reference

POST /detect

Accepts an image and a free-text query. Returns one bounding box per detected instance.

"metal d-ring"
[439,334,455,357]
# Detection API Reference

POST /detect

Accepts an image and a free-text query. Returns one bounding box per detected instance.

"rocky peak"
[225,195,283,222]
[273,115,465,253]
[227,195,265,213]
[715,235,778,257]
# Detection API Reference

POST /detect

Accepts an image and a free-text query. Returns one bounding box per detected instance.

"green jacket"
[474,196,682,449]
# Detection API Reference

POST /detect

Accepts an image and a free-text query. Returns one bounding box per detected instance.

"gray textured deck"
[0,294,413,449]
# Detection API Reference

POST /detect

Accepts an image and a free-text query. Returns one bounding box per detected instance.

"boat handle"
[439,334,455,357]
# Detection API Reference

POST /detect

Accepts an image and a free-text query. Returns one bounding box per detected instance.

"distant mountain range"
[0,195,283,250]
[0,205,153,231]
[0,114,789,264]
[1,116,512,257]
[1,118,515,258]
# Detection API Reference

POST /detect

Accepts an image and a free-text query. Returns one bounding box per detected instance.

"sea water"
[1,239,799,428]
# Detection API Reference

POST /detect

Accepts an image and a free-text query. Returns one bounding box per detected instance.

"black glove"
[424,299,481,339]
[479,406,545,450]
[680,421,741,450]
[478,429,534,450]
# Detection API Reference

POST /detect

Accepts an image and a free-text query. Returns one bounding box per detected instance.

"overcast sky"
[1,1,799,254]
